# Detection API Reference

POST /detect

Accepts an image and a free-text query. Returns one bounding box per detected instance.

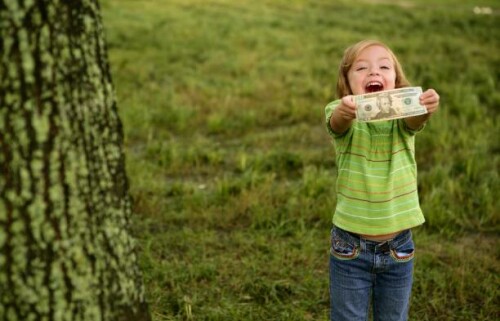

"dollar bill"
[355,87,428,122]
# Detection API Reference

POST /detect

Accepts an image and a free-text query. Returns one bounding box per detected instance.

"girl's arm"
[330,95,357,134]
[404,89,440,130]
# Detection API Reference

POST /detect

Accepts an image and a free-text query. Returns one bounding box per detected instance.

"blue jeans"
[329,226,415,321]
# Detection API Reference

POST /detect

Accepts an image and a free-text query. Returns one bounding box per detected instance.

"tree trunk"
[0,0,151,320]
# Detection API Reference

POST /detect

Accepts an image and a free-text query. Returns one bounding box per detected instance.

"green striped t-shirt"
[325,99,425,235]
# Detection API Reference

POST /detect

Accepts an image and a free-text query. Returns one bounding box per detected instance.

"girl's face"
[347,45,396,95]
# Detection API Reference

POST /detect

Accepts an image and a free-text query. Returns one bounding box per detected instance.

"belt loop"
[379,241,391,253]
[360,238,366,251]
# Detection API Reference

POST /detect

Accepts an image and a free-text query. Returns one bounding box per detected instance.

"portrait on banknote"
[375,93,397,119]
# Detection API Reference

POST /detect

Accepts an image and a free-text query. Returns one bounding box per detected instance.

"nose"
[369,67,379,76]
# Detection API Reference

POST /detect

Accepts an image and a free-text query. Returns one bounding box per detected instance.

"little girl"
[324,40,440,321]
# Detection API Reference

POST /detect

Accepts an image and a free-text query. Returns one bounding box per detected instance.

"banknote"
[355,87,428,122]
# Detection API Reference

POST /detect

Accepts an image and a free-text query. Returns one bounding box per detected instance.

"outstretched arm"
[330,95,357,134]
[404,89,440,130]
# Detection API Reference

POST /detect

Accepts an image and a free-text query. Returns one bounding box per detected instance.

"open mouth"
[365,81,384,93]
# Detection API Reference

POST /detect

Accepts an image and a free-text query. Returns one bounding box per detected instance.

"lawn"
[101,0,499,320]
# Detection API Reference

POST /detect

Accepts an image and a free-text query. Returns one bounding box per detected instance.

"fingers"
[420,89,439,100]
[340,95,357,120]
[338,107,356,120]
[341,95,356,108]
[420,89,440,114]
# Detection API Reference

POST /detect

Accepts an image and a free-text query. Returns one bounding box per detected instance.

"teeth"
[366,81,382,87]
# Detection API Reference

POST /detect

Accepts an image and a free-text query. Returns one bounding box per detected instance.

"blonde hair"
[336,40,410,98]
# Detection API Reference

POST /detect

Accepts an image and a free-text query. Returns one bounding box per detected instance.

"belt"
[335,227,412,253]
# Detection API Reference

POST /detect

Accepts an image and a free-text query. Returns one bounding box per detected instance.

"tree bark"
[0,0,151,320]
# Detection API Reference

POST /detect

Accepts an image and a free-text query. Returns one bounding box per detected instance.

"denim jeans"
[329,226,415,321]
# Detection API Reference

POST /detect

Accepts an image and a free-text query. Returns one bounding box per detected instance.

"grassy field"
[101,0,499,320]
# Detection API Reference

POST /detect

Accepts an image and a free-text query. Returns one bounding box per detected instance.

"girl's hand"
[337,95,357,121]
[420,89,440,114]
[330,95,357,134]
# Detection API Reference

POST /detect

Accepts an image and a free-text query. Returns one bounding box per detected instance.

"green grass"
[101,0,499,319]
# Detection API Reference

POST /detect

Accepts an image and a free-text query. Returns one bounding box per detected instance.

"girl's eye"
[381,66,391,70]
[356,67,367,71]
